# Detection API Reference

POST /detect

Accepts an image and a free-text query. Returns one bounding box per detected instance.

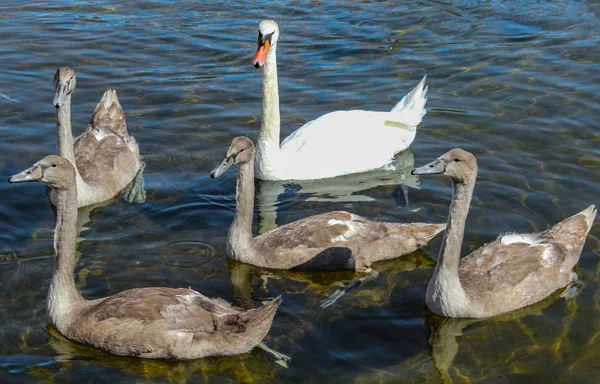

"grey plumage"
[51,67,142,207]
[413,148,596,318]
[212,136,446,272]
[9,155,280,359]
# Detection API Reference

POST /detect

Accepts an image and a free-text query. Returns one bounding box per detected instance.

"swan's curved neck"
[47,183,85,331]
[56,96,91,202]
[56,97,76,167]
[428,178,475,313]
[255,48,281,178]
[227,161,256,262]
[439,179,474,273]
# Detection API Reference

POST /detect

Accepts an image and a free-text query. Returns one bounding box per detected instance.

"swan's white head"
[252,20,280,68]
[53,67,76,109]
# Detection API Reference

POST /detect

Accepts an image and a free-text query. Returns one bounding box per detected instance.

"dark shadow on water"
[227,249,436,311]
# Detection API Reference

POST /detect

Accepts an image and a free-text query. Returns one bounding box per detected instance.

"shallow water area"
[0,1,599,383]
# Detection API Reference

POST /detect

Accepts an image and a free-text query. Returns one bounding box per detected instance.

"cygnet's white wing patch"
[539,243,555,262]
[500,233,537,245]
[327,218,358,242]
[500,233,558,265]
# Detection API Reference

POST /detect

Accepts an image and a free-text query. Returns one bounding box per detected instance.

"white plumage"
[252,20,427,181]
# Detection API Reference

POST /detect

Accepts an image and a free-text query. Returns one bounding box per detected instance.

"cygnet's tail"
[89,89,130,139]
[241,296,282,331]
[218,296,282,352]
[389,75,428,127]
[581,204,597,231]
[549,205,596,240]
[547,205,596,271]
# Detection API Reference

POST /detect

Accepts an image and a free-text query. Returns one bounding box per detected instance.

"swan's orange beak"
[252,40,270,68]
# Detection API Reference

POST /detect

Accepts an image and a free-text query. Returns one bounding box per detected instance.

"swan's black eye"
[52,164,57,167]
[454,158,460,162]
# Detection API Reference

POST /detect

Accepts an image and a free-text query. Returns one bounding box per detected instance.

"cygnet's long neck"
[227,160,257,262]
[47,183,85,331]
[255,47,281,178]
[56,96,76,167]
[427,177,475,314]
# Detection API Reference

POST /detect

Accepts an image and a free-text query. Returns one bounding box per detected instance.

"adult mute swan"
[8,155,281,359]
[412,149,596,318]
[211,137,445,273]
[52,67,142,207]
[251,20,428,181]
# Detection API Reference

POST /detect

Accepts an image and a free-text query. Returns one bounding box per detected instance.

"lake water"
[1,1,598,383]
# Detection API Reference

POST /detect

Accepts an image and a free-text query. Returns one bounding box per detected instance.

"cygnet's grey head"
[210,136,255,178]
[9,155,75,190]
[412,148,478,184]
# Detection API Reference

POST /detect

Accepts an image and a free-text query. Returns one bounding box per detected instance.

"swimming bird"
[52,67,142,207]
[8,155,281,359]
[211,136,445,275]
[412,148,595,318]
[251,20,428,181]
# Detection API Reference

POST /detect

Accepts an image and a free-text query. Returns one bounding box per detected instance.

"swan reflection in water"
[353,289,576,384]
[255,149,419,234]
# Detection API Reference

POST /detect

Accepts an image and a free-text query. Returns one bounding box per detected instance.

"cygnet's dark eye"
[454,158,460,162]
[52,164,57,167]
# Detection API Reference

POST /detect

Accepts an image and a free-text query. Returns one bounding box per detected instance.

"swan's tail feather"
[390,75,428,127]
[89,89,130,139]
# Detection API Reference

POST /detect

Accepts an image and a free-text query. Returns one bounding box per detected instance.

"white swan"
[251,20,428,181]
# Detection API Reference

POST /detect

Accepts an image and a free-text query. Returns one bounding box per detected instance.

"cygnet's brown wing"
[83,287,241,334]
[458,234,567,303]
[74,135,134,183]
[255,211,387,269]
